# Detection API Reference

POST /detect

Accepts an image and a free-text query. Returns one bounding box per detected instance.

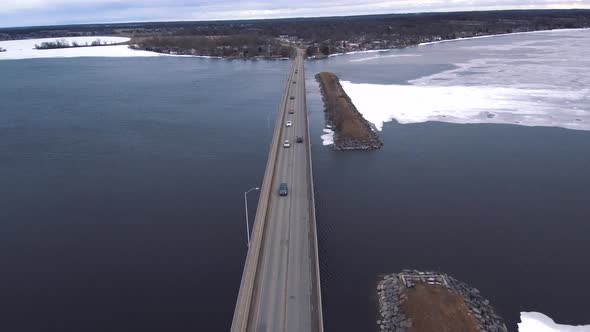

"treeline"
[34,38,113,49]
[2,9,590,56]
[129,35,293,58]
[0,26,114,41]
[264,10,590,40]
[291,9,590,55]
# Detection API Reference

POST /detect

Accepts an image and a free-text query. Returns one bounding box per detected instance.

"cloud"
[0,0,589,28]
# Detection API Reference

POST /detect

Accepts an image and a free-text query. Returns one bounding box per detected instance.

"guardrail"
[301,51,325,332]
[230,58,298,331]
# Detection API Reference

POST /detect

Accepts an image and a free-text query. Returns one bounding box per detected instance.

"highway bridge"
[231,49,324,332]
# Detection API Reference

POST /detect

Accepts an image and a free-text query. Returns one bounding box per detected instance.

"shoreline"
[417,27,590,47]
[0,36,153,60]
[2,27,587,61]
[318,27,590,59]
[0,36,292,61]
[1,34,293,61]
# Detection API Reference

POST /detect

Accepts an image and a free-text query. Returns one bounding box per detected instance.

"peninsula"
[316,72,383,150]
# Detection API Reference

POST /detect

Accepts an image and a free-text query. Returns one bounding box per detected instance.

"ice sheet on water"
[417,28,590,47]
[321,129,334,146]
[349,54,422,63]
[339,29,590,132]
[340,81,589,131]
[328,49,390,57]
[519,312,590,332]
[0,37,160,60]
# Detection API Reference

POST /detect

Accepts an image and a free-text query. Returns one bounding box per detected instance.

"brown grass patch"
[402,283,479,332]
[316,72,375,140]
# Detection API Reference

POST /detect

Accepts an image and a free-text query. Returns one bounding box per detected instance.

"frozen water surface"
[0,36,160,60]
[339,29,590,132]
[330,29,590,329]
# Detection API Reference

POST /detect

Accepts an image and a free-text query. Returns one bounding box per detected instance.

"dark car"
[279,183,288,196]
[296,136,303,143]
[290,96,295,100]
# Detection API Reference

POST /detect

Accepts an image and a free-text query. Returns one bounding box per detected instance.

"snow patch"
[349,54,422,63]
[338,28,590,132]
[0,36,161,60]
[324,28,589,59]
[519,312,590,332]
[328,49,390,57]
[418,28,590,47]
[321,128,334,146]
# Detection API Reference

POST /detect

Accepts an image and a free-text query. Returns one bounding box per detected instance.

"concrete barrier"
[230,59,297,331]
[302,52,325,332]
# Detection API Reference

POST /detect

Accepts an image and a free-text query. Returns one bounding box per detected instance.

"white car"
[286,121,292,127]
[283,140,291,148]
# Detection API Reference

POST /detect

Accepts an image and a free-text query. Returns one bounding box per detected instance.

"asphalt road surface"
[232,50,322,332]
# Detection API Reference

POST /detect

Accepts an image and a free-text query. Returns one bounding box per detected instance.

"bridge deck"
[231,50,323,332]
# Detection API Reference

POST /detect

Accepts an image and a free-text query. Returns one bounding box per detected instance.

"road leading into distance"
[231,49,323,332]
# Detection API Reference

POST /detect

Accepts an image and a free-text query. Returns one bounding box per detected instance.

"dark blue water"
[0,57,288,332]
[305,36,590,331]
[308,120,590,332]
[1,46,589,332]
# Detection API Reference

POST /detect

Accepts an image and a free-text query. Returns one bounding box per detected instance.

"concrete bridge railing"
[230,59,298,331]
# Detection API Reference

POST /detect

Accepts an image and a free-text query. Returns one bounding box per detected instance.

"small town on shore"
[1,10,589,59]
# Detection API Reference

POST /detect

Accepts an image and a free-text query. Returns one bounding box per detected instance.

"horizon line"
[2,7,590,30]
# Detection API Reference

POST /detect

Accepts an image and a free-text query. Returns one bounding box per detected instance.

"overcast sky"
[1,0,589,28]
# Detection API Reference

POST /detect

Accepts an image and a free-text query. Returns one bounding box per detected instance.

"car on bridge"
[283,140,291,148]
[296,136,303,143]
[286,121,292,127]
[289,109,294,114]
[290,96,295,100]
[279,183,288,196]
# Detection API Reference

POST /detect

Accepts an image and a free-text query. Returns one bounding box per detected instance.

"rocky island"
[316,72,383,150]
[377,270,507,332]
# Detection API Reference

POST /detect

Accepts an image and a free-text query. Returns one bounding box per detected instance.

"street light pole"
[244,187,260,247]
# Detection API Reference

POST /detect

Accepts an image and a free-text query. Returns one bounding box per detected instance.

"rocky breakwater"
[377,270,507,332]
[315,72,383,151]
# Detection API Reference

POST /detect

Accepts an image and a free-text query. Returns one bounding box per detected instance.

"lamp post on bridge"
[244,187,260,247]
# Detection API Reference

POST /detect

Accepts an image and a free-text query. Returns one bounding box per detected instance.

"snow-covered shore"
[325,28,590,59]
[519,312,590,332]
[418,28,590,47]
[0,36,160,60]
[328,48,391,58]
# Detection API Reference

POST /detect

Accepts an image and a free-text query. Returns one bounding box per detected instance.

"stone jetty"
[377,270,508,332]
[315,72,383,151]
